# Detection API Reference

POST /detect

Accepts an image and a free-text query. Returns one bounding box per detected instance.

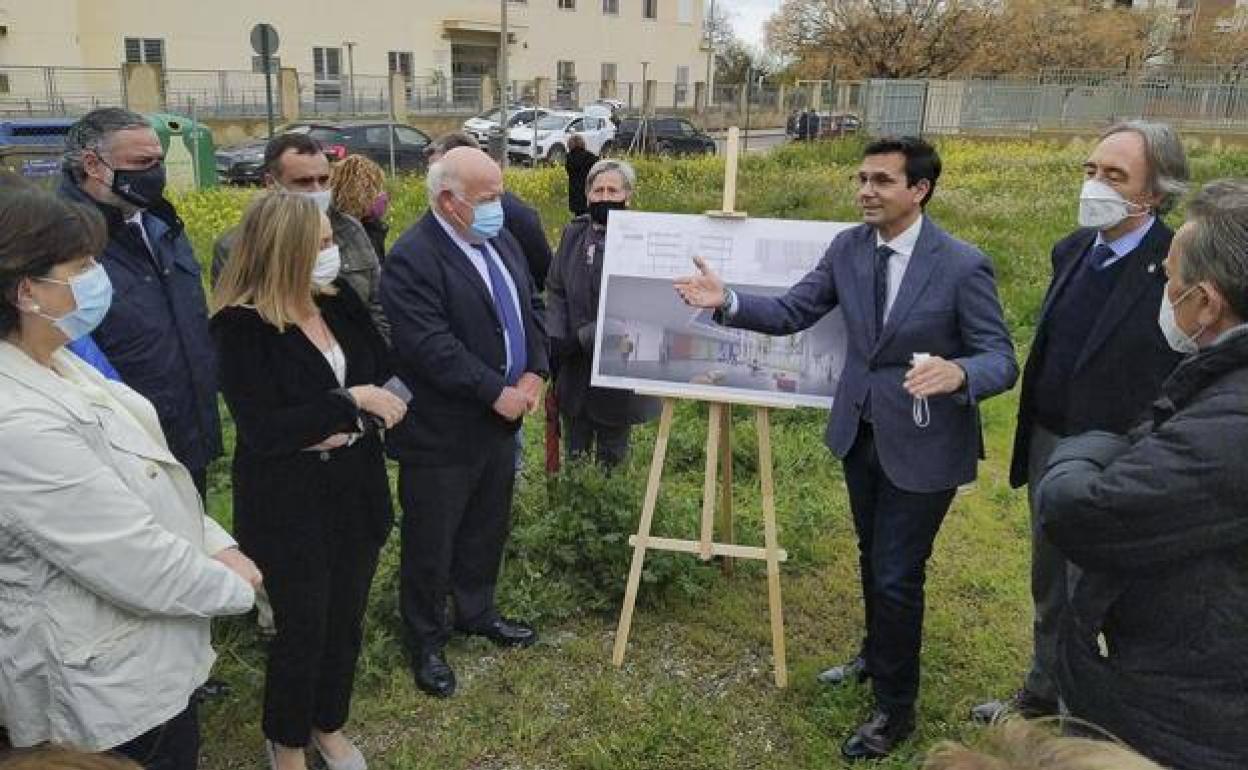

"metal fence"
[867,66,1248,136]
[164,69,277,118]
[0,66,126,116]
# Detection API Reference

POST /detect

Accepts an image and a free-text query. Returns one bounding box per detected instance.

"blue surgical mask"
[462,197,505,241]
[31,261,114,342]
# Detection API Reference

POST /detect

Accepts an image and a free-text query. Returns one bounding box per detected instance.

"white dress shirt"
[876,214,924,323]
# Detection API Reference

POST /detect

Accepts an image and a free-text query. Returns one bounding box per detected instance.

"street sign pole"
[250,23,281,138]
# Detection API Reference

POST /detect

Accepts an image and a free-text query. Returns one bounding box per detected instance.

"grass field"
[176,138,1248,770]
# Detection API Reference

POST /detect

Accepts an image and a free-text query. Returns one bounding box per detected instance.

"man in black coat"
[58,107,221,500]
[380,148,549,699]
[563,133,597,217]
[972,121,1189,723]
[1038,178,1248,770]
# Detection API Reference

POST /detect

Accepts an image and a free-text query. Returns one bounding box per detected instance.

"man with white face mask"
[212,133,387,342]
[972,121,1189,724]
[1036,178,1248,770]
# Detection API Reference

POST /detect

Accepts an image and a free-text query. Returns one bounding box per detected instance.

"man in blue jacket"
[676,137,1017,760]
[59,107,221,499]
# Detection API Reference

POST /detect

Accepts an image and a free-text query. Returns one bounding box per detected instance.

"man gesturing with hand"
[380,148,548,700]
[676,137,1017,761]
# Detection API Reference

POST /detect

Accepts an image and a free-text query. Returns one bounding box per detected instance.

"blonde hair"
[212,192,330,330]
[331,154,385,220]
[0,746,141,770]
[923,719,1166,770]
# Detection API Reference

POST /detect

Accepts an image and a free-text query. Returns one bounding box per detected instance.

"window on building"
[675,65,690,104]
[388,51,414,77]
[557,60,576,84]
[643,0,658,19]
[124,37,164,65]
[558,0,576,8]
[678,0,693,23]
[0,74,9,95]
[602,0,619,15]
[601,62,617,84]
[313,46,342,100]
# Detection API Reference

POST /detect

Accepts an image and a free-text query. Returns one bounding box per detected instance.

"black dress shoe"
[840,708,916,761]
[413,649,456,698]
[815,656,869,686]
[459,617,537,648]
[970,688,1059,724]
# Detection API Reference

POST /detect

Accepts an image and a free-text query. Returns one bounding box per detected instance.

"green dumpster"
[146,112,218,191]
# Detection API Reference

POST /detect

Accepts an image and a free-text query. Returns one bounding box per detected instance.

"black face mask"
[589,199,627,227]
[106,161,167,209]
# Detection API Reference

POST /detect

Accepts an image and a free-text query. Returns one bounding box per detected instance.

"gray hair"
[586,159,636,195]
[1182,178,1248,321]
[1100,120,1189,215]
[63,107,150,183]
[425,158,462,200]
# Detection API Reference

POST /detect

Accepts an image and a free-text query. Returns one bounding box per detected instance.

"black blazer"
[380,211,549,466]
[1010,219,1181,487]
[564,148,597,216]
[502,191,554,292]
[211,281,395,546]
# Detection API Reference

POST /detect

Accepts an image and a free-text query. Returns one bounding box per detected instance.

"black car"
[216,121,432,184]
[785,111,861,141]
[614,116,715,156]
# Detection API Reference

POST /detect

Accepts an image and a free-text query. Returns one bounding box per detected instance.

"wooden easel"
[611,128,791,688]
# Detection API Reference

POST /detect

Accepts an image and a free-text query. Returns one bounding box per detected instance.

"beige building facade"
[0,0,707,87]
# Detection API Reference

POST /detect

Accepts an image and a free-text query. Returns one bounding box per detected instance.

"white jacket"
[0,341,254,751]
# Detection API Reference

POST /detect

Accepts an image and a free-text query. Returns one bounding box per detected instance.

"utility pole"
[500,0,509,168]
[704,0,716,105]
[343,41,357,113]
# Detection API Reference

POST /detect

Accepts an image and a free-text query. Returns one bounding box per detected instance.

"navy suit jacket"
[502,191,554,292]
[1009,220,1180,487]
[380,211,549,466]
[728,218,1018,493]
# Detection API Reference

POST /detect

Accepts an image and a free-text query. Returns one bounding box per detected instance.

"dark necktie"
[1087,242,1117,271]
[126,221,161,275]
[874,244,894,337]
[473,243,526,385]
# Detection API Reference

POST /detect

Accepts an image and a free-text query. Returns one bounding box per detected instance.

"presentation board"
[591,211,855,409]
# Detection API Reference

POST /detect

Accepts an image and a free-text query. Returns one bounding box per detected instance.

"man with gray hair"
[380,147,548,699]
[57,107,222,501]
[1037,178,1248,770]
[972,121,1190,723]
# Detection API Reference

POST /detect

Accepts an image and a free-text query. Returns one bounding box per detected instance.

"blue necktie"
[474,243,526,384]
[1088,243,1118,271]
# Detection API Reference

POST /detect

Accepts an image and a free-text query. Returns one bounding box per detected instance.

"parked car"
[462,106,550,144]
[784,111,861,140]
[614,116,716,156]
[507,111,615,165]
[216,120,432,184]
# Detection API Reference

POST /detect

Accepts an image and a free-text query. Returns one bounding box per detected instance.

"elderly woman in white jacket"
[0,180,258,769]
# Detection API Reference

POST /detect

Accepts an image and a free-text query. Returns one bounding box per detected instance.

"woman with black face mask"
[545,160,659,467]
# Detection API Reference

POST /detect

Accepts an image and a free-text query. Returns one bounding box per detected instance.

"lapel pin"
[1147,263,1156,273]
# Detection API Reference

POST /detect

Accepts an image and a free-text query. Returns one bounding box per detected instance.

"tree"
[765,0,999,79]
[966,0,1164,75]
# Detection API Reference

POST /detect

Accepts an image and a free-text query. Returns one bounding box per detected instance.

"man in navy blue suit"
[676,137,1018,759]
[381,148,549,700]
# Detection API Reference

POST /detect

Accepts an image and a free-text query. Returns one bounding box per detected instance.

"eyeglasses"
[851,172,902,190]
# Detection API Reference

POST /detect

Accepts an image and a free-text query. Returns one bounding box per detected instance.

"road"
[712,129,788,155]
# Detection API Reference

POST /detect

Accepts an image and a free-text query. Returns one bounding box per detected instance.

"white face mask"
[279,184,334,214]
[1158,284,1205,354]
[1078,178,1147,231]
[312,244,341,287]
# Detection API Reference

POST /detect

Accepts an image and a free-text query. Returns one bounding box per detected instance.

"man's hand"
[516,373,545,413]
[213,547,263,589]
[904,356,966,398]
[493,386,529,420]
[674,256,727,309]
